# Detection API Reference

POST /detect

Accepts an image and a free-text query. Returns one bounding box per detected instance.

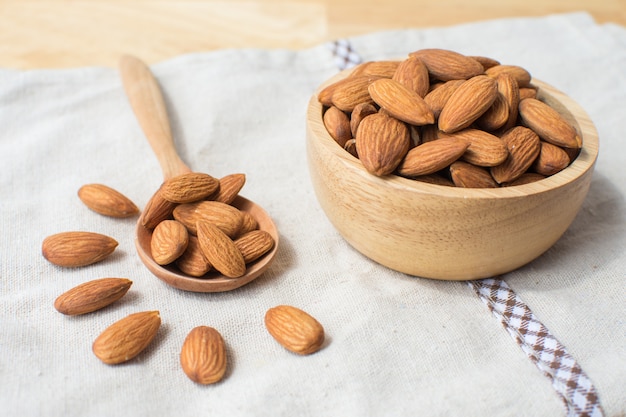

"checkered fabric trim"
[327,39,362,70]
[468,278,604,417]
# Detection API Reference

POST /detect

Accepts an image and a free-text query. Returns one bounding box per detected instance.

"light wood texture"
[306,71,599,280]
[0,0,624,69]
[119,55,278,292]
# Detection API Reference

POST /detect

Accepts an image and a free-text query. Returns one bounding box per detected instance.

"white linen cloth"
[0,12,624,417]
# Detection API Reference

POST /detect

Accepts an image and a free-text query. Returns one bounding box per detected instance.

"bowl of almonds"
[306,48,599,280]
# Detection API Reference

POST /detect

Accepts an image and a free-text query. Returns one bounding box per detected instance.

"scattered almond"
[265,305,325,355]
[54,278,132,316]
[78,184,139,218]
[42,231,118,267]
[180,326,227,385]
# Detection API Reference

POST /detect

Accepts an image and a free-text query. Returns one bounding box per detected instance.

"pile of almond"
[319,48,582,188]
[141,172,275,278]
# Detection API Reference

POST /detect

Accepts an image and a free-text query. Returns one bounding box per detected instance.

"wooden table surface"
[1,0,624,69]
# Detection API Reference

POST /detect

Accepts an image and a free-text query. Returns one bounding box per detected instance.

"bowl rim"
[308,70,599,200]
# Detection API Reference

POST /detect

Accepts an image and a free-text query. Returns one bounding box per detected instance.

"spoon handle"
[119,55,191,180]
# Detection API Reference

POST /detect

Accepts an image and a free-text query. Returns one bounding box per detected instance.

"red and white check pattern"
[469,278,604,417]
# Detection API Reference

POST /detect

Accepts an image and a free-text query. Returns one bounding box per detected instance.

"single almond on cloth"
[392,55,430,97]
[350,60,400,78]
[397,137,469,178]
[150,219,189,265]
[160,172,220,204]
[423,79,465,119]
[350,102,377,137]
[176,236,212,277]
[323,105,352,147]
[445,128,509,167]
[265,305,325,355]
[319,75,379,112]
[92,311,161,365]
[450,161,499,188]
[438,75,498,133]
[532,141,571,176]
[210,173,246,205]
[42,231,118,267]
[491,126,541,184]
[173,200,244,237]
[196,221,246,278]
[140,187,177,229]
[409,48,484,81]
[54,278,132,316]
[368,78,434,126]
[355,111,410,176]
[78,184,139,218]
[180,326,227,385]
[234,230,275,264]
[485,64,532,88]
[518,98,581,149]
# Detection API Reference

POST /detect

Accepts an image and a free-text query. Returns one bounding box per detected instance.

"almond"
[475,92,509,131]
[519,98,581,149]
[150,220,189,265]
[92,311,161,365]
[485,64,532,88]
[355,111,410,176]
[344,138,359,158]
[160,172,219,204]
[140,187,177,229]
[54,278,132,316]
[238,211,260,236]
[409,48,484,81]
[494,73,520,132]
[320,75,379,112]
[397,137,469,178]
[42,231,118,267]
[234,230,275,264]
[180,326,227,385]
[423,79,465,119]
[368,78,434,126]
[211,173,246,205]
[350,60,400,78]
[491,126,541,184]
[173,200,243,237]
[323,105,352,147]
[450,161,498,188]
[505,172,546,186]
[469,55,501,70]
[438,75,498,133]
[176,236,212,277]
[265,305,325,355]
[392,55,430,97]
[532,141,571,176]
[446,128,509,167]
[519,87,538,100]
[196,221,246,278]
[350,102,377,137]
[78,184,139,218]
[413,173,455,187]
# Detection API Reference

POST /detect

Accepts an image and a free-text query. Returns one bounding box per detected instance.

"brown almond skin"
[323,105,352,147]
[504,172,546,186]
[78,184,139,218]
[491,126,541,184]
[350,60,400,78]
[92,311,161,365]
[410,48,485,81]
[42,231,118,268]
[532,141,571,176]
[445,128,509,167]
[495,73,520,133]
[180,326,227,385]
[450,161,499,188]
[176,236,212,277]
[423,79,465,119]
[438,75,498,133]
[210,173,246,205]
[140,187,177,229]
[475,92,509,132]
[519,98,581,149]
[54,278,132,316]
[350,102,377,138]
[160,172,219,204]
[392,55,430,97]
[265,305,325,355]
[397,137,470,178]
[355,112,410,176]
[173,200,244,237]
[150,220,189,265]
[238,211,259,236]
[321,75,379,112]
[485,64,532,88]
[234,230,275,264]
[368,78,434,126]
[196,221,246,278]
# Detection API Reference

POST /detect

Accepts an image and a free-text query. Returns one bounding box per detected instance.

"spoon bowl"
[120,54,278,292]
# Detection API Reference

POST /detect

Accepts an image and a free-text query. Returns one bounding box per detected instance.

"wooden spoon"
[119,54,278,292]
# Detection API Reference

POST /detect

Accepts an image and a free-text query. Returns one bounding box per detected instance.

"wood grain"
[0,0,624,69]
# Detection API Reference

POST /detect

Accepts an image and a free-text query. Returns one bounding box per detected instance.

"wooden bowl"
[306,72,599,280]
